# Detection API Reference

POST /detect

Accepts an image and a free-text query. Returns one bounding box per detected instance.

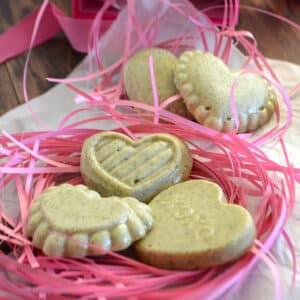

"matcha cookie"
[174,50,277,132]
[135,180,256,269]
[123,48,193,119]
[80,132,192,203]
[26,184,153,257]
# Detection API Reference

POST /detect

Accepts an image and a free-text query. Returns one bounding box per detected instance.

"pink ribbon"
[0,1,229,64]
[0,3,111,64]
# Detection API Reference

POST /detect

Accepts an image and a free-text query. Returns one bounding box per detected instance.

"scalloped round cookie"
[123,48,193,119]
[135,180,256,269]
[26,184,153,257]
[174,50,277,132]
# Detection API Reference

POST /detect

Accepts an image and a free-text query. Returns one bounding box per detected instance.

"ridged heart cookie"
[26,184,153,257]
[80,132,192,203]
[123,48,193,119]
[174,50,277,132]
[135,180,256,269]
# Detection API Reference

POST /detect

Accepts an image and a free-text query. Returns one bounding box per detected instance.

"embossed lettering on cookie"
[135,180,256,269]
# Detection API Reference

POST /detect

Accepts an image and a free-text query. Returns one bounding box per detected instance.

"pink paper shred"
[1,0,300,299]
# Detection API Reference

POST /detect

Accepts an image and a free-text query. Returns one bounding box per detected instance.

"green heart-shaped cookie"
[174,50,277,132]
[80,132,192,203]
[135,180,255,269]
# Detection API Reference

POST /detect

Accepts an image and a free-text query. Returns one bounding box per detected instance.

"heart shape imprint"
[135,180,256,269]
[174,50,277,132]
[26,184,153,257]
[80,132,192,203]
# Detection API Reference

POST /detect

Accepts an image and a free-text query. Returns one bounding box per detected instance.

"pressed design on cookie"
[174,50,277,133]
[135,180,256,269]
[80,132,192,203]
[26,184,153,257]
[123,47,193,119]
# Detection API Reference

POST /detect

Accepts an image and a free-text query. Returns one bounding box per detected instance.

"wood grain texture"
[0,64,20,115]
[0,0,84,116]
[5,38,85,102]
[238,0,300,64]
[0,0,70,32]
[0,0,299,117]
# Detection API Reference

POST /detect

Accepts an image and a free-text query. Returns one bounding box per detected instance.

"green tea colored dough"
[26,184,153,257]
[123,47,193,119]
[135,180,256,269]
[174,50,277,132]
[80,132,193,203]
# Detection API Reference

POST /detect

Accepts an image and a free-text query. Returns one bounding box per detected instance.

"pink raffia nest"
[0,0,299,299]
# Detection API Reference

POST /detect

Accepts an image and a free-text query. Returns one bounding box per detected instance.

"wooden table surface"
[0,0,299,117]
